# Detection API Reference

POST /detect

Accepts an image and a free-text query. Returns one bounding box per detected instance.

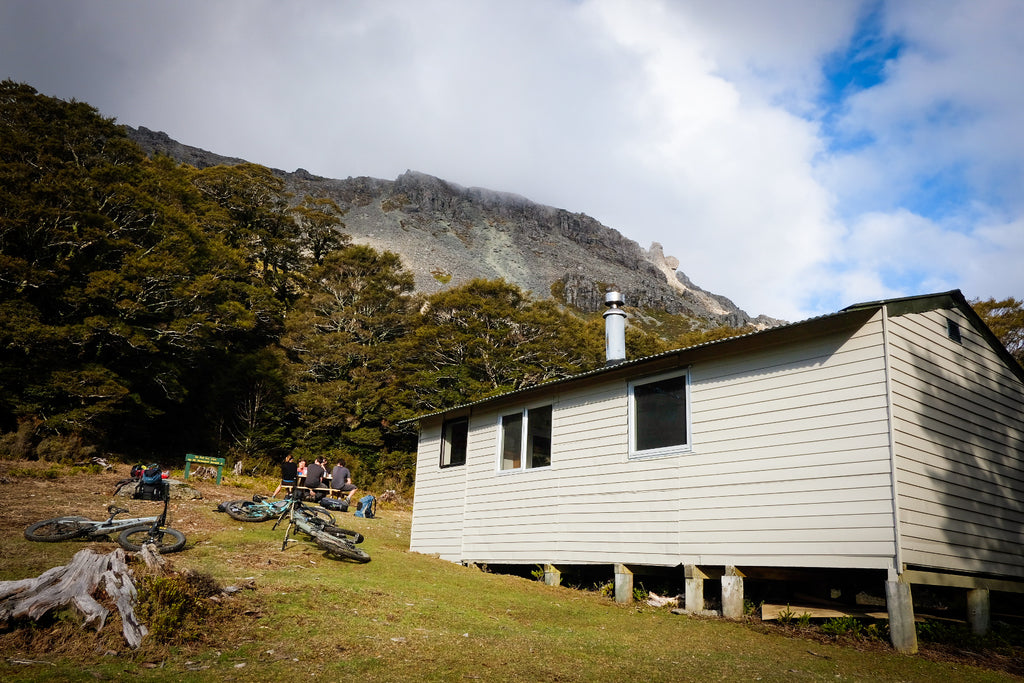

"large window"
[499,405,552,470]
[440,418,468,467]
[629,370,690,457]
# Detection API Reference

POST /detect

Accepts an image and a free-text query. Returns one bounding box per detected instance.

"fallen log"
[0,548,148,648]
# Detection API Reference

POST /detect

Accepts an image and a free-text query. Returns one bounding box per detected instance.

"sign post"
[184,453,227,485]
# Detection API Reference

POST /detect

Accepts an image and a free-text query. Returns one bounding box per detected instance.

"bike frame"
[68,497,171,537]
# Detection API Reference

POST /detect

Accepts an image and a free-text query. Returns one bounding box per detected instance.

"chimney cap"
[604,290,624,307]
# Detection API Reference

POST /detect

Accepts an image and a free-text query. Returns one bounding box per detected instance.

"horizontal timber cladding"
[888,306,1024,578]
[409,417,467,560]
[412,311,901,570]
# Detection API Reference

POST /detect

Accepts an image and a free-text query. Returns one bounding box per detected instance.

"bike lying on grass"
[24,486,186,554]
[219,494,339,523]
[271,493,370,563]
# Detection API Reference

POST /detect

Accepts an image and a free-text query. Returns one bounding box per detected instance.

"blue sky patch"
[819,2,902,153]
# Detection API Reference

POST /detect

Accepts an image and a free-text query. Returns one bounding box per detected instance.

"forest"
[2,81,1021,493]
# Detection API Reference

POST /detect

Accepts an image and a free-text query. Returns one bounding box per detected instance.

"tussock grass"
[0,462,1018,682]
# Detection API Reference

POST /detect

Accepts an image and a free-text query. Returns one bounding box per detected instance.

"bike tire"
[24,516,91,542]
[315,533,371,563]
[307,506,335,526]
[320,525,364,544]
[225,501,274,522]
[117,524,187,553]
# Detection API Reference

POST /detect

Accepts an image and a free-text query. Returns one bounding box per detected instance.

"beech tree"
[0,82,280,453]
[972,297,1024,366]
[291,195,349,266]
[190,163,301,301]
[398,279,598,413]
[281,244,416,473]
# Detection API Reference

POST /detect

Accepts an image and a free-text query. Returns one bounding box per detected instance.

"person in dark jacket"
[273,454,298,498]
[303,457,327,500]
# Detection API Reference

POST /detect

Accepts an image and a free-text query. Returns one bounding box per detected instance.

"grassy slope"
[0,462,1016,682]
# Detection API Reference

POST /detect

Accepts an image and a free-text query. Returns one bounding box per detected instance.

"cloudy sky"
[2,0,1021,321]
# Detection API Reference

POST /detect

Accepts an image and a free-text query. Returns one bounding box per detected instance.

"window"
[629,370,690,457]
[440,418,468,467]
[946,318,962,344]
[499,405,552,470]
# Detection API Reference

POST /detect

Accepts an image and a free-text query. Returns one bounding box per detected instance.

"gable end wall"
[888,306,1024,578]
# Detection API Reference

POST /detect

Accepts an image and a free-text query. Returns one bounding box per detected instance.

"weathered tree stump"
[0,548,148,648]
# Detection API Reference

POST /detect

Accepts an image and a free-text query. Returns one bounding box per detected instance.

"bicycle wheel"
[117,524,187,553]
[226,501,274,522]
[24,516,91,542]
[320,525,364,544]
[315,533,370,563]
[306,506,335,526]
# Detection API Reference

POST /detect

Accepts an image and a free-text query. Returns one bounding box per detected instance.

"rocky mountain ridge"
[128,126,781,329]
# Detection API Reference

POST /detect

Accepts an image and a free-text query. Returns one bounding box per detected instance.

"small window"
[946,318,962,344]
[499,405,552,470]
[440,418,468,467]
[629,370,690,457]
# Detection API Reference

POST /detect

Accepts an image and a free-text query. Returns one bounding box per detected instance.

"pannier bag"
[354,494,376,519]
[320,497,349,512]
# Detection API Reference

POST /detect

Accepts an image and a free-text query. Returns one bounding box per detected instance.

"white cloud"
[2,0,1021,322]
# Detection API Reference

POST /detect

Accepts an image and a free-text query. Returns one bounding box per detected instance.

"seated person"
[330,460,358,504]
[302,457,327,500]
[273,454,298,498]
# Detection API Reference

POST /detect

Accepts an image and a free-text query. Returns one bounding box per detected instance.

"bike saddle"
[107,505,129,515]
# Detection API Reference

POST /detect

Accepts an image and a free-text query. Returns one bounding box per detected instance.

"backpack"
[320,497,349,512]
[134,464,167,500]
[130,463,145,479]
[142,464,162,484]
[354,494,376,519]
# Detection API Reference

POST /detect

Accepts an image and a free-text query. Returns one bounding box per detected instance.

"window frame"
[627,369,692,459]
[496,404,553,472]
[439,417,469,468]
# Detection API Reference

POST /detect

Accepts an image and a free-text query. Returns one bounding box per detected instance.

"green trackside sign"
[184,453,227,485]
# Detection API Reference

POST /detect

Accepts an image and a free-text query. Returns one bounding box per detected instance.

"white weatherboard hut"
[406,290,1024,652]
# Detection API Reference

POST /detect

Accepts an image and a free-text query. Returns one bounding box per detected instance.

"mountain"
[127,126,781,329]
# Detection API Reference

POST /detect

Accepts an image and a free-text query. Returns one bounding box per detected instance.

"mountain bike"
[24,494,187,554]
[272,493,369,563]
[220,494,336,524]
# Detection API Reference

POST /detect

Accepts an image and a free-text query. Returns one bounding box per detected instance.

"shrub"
[135,570,222,644]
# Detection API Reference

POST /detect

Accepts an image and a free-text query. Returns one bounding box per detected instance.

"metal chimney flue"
[603,289,626,366]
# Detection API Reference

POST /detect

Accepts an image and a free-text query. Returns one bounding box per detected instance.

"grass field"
[0,461,1019,682]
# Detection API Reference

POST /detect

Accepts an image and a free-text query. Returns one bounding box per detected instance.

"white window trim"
[627,368,692,459]
[495,404,554,473]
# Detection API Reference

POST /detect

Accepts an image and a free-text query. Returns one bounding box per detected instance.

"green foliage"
[399,279,600,413]
[775,605,811,626]
[135,570,222,643]
[972,296,1024,366]
[0,81,281,456]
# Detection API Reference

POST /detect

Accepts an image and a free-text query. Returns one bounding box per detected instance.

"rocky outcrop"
[126,127,782,329]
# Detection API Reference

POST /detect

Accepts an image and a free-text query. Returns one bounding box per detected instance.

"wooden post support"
[543,564,562,587]
[184,453,226,485]
[684,565,708,613]
[886,579,918,654]
[721,566,745,619]
[967,588,991,636]
[613,564,633,604]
